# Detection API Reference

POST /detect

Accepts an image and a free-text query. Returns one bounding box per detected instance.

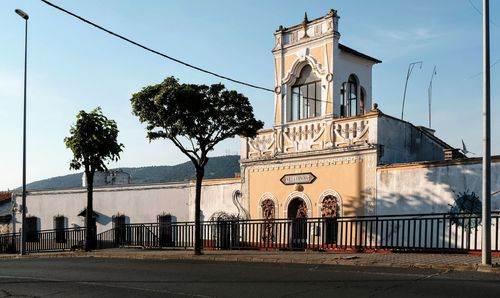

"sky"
[0,0,499,190]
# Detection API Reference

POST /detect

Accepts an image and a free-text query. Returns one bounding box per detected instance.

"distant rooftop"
[0,192,11,203]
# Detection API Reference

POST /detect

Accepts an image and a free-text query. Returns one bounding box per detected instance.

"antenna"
[428,66,437,128]
[401,61,423,120]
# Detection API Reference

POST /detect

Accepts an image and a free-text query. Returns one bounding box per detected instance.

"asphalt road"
[0,258,499,297]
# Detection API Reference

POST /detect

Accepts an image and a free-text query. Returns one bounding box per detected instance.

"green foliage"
[130,77,263,167]
[23,155,240,190]
[64,107,124,173]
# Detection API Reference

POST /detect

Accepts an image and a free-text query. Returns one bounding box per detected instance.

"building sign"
[280,173,316,185]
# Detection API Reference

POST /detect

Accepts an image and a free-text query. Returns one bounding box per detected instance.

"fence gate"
[288,197,308,249]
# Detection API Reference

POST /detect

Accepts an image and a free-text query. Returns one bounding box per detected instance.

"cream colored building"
[240,10,452,222]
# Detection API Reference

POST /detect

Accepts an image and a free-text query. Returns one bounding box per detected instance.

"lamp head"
[15,9,29,20]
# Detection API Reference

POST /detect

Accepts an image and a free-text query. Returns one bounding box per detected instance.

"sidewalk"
[2,248,500,273]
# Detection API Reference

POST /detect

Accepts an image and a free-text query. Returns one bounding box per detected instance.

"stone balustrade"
[244,115,374,160]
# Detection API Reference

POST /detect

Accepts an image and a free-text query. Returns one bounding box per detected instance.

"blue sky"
[0,0,499,190]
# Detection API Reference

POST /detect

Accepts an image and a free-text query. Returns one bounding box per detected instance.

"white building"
[8,176,243,235]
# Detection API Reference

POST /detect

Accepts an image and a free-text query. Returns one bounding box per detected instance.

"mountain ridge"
[23,155,240,190]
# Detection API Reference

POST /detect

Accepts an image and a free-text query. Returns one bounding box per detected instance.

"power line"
[468,57,500,79]
[40,0,275,93]
[465,0,499,79]
[467,0,498,27]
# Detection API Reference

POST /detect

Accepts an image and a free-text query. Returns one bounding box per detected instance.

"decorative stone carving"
[248,155,366,173]
[261,199,275,220]
[296,201,308,218]
[209,211,239,221]
[282,121,326,153]
[245,116,372,160]
[334,120,369,146]
[314,24,322,36]
[261,199,275,242]
[321,195,338,218]
[248,132,275,156]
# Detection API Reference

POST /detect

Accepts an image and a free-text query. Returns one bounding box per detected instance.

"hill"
[25,155,240,190]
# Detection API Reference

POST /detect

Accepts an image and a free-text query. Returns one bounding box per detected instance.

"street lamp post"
[15,8,29,256]
[400,61,423,120]
[481,0,491,266]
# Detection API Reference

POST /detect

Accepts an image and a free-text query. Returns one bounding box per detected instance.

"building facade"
[240,10,451,223]
[2,10,500,240]
[8,177,242,235]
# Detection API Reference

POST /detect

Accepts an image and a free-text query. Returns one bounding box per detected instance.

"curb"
[1,251,499,273]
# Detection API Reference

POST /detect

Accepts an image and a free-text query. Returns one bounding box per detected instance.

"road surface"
[0,257,499,297]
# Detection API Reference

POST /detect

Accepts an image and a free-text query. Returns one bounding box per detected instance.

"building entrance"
[287,197,308,249]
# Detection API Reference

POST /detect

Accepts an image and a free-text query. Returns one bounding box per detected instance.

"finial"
[302,12,309,38]
[327,9,337,17]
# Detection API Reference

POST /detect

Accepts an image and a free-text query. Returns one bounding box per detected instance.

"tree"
[64,107,123,251]
[131,77,263,255]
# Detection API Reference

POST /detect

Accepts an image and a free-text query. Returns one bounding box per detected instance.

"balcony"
[243,114,376,160]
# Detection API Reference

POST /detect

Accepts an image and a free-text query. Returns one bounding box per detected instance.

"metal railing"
[96,223,195,249]
[95,212,500,252]
[2,212,499,254]
[0,227,86,253]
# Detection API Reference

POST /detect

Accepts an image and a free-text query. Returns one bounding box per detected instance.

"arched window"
[360,87,366,115]
[290,65,321,121]
[340,74,360,117]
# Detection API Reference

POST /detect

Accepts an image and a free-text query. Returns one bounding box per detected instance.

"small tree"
[131,77,263,255]
[64,107,123,251]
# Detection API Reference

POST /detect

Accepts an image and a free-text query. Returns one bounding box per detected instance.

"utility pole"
[481,0,491,266]
[400,61,422,120]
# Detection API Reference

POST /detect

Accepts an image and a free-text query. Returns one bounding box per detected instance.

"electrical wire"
[467,0,498,27]
[468,58,500,79]
[40,0,275,93]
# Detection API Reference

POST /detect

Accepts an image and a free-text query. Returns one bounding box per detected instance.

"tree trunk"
[85,169,95,251]
[194,166,205,255]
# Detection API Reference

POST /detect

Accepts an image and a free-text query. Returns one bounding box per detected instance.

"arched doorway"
[287,197,308,249]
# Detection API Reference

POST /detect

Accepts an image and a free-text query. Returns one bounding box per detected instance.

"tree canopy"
[64,107,124,173]
[131,77,263,168]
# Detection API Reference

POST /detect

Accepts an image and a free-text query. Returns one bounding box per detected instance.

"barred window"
[158,214,173,247]
[54,216,66,243]
[26,216,38,242]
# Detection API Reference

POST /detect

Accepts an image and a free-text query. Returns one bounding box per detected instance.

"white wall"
[13,182,191,233]
[188,179,243,221]
[333,46,374,117]
[11,178,244,233]
[377,115,446,165]
[377,159,500,215]
[0,201,11,234]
